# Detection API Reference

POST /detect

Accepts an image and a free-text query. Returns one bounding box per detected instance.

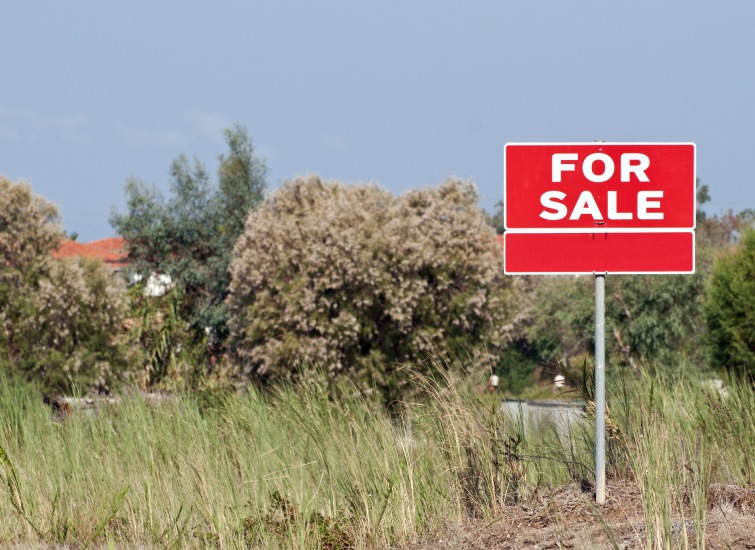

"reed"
[0,364,751,548]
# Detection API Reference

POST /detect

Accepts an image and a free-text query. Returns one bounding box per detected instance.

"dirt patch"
[406,481,755,549]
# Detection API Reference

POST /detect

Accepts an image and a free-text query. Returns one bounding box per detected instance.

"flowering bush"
[0,177,132,393]
[228,176,521,400]
[27,258,133,392]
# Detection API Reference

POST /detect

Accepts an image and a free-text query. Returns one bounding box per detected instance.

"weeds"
[0,365,752,547]
[242,491,354,549]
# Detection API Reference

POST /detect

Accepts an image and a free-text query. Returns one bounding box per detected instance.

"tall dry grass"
[0,363,752,548]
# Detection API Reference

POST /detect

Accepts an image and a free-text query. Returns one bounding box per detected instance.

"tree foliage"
[606,273,706,368]
[705,227,755,377]
[520,276,594,364]
[110,124,267,348]
[520,271,707,372]
[485,200,505,235]
[0,177,61,272]
[228,176,521,400]
[0,177,130,393]
[24,258,132,392]
[1,177,62,372]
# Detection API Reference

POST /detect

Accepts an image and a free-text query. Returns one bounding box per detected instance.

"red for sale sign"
[503,142,696,274]
[504,143,696,231]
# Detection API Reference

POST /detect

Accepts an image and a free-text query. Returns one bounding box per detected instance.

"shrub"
[0,176,131,393]
[0,177,61,272]
[21,258,132,393]
[1,176,62,383]
[705,227,755,377]
[125,283,206,389]
[228,176,520,400]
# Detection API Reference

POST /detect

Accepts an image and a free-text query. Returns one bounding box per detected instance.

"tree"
[605,272,706,369]
[1,177,131,393]
[27,257,132,392]
[695,178,711,225]
[228,176,521,401]
[125,282,201,388]
[705,227,755,377]
[0,176,62,367]
[521,276,594,364]
[110,124,267,351]
[485,200,505,235]
[0,177,61,273]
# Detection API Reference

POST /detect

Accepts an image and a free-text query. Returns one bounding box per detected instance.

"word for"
[552,152,649,183]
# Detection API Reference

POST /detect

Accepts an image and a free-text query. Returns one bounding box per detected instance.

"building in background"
[53,237,173,296]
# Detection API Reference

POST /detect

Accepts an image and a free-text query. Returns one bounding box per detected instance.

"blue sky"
[2,1,754,240]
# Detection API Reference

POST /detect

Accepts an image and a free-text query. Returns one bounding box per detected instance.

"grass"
[0,363,752,548]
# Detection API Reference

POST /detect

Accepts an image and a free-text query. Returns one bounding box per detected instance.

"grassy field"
[0,364,753,549]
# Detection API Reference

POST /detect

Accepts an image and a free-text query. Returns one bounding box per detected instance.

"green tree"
[228,176,522,401]
[485,200,505,235]
[522,276,594,364]
[520,271,707,373]
[606,273,706,369]
[705,227,755,377]
[110,124,267,351]
[125,283,201,388]
[695,178,711,223]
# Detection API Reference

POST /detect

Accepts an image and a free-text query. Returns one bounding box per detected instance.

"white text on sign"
[540,153,662,221]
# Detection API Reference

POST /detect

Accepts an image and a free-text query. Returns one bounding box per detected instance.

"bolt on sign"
[503,143,696,274]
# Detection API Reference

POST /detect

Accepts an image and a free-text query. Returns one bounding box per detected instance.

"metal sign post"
[594,273,606,505]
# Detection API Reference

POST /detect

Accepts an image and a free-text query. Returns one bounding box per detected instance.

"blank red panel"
[503,231,694,274]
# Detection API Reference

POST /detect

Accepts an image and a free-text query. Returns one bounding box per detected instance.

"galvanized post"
[594,272,606,504]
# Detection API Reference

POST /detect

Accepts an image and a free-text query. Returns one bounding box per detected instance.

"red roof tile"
[53,237,128,269]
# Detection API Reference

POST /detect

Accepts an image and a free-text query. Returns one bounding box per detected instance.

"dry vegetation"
[406,481,755,549]
[0,364,753,549]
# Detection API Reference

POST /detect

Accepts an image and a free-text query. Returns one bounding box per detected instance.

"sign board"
[503,231,695,274]
[504,143,696,232]
[503,142,696,275]
[502,141,697,504]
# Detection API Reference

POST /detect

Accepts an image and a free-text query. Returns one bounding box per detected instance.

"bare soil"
[406,481,755,549]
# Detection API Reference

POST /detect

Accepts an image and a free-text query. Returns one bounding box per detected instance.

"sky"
[1,1,754,241]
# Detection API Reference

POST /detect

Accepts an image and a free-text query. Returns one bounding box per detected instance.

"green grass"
[0,364,752,548]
